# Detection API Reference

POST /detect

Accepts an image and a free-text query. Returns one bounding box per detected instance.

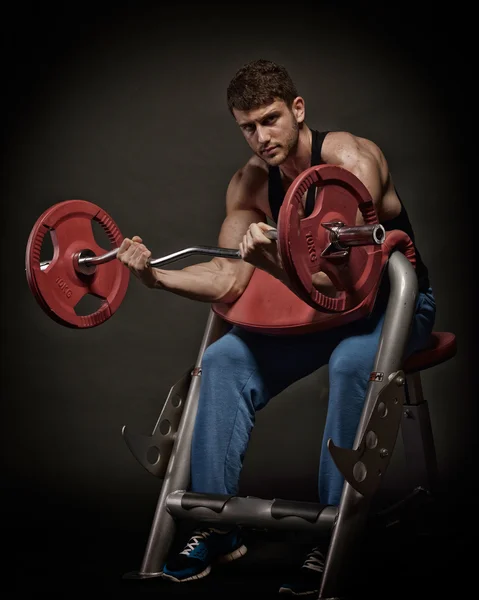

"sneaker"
[279,546,325,596]
[161,527,247,582]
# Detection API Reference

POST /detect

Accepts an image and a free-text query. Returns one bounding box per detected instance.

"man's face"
[233,98,304,166]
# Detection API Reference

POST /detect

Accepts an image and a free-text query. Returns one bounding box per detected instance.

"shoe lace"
[179,528,217,556]
[303,547,325,573]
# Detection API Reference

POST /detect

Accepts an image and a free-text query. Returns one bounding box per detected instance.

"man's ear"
[292,96,305,124]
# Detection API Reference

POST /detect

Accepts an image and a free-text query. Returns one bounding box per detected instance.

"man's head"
[226,59,298,114]
[226,59,305,166]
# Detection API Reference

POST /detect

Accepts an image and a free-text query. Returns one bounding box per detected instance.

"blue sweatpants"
[190,287,436,507]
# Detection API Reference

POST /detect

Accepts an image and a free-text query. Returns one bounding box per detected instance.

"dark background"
[2,1,475,596]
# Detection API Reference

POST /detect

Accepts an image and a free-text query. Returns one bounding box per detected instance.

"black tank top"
[267,129,430,293]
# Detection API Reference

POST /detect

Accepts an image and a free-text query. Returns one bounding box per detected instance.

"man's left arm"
[240,132,393,297]
[322,131,391,223]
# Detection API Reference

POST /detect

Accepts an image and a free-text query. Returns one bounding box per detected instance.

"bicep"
[211,164,268,291]
[326,133,389,223]
[211,207,265,291]
[348,153,386,205]
[217,206,265,248]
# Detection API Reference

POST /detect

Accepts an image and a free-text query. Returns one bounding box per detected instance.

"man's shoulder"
[225,155,270,212]
[241,154,269,177]
[229,155,269,191]
[322,130,382,162]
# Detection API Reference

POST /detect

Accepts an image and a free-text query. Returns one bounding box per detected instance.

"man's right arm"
[117,164,267,304]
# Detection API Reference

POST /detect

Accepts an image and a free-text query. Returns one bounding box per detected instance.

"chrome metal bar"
[85,246,243,267]
[318,250,418,599]
[336,223,385,246]
[149,246,241,266]
[327,223,385,249]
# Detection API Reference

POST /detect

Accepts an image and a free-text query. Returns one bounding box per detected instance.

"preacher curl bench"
[26,164,457,599]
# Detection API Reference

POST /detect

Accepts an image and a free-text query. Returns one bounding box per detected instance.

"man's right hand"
[117,235,158,288]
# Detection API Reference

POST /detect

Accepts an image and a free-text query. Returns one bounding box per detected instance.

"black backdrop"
[2,1,475,594]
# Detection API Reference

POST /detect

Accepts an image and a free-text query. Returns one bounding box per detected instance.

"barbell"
[25,165,391,329]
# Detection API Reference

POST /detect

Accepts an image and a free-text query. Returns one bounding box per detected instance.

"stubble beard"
[263,119,300,167]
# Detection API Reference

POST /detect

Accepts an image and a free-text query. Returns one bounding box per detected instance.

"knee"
[328,351,370,381]
[201,339,224,371]
[202,333,245,372]
[328,349,372,407]
[201,332,255,375]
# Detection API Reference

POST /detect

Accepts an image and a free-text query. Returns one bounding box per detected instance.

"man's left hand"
[239,222,286,281]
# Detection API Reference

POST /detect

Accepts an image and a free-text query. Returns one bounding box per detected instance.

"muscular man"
[117,59,436,596]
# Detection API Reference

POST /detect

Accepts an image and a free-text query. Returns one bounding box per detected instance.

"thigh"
[328,317,384,377]
[220,326,338,400]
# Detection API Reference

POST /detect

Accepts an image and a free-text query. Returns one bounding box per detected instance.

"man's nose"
[257,126,270,145]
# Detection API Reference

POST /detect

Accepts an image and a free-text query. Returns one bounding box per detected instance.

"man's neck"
[279,125,312,181]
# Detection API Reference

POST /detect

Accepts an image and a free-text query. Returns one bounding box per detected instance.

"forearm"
[152,260,241,303]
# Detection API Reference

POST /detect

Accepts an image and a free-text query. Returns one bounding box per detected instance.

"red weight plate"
[276,164,382,312]
[25,199,129,328]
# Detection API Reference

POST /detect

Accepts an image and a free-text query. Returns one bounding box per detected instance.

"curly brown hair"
[226,59,298,114]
